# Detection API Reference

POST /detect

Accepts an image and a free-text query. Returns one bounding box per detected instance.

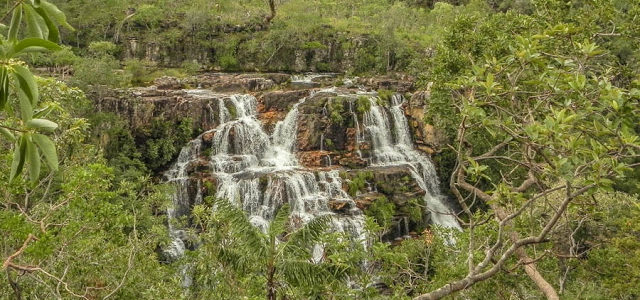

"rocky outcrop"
[92,87,220,132]
[92,73,450,241]
[407,86,446,152]
[356,76,415,93]
[257,89,310,131]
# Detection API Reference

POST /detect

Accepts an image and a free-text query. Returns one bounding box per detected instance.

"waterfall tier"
[164,88,458,260]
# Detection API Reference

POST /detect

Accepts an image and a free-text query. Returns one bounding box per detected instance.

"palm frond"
[215,244,259,275]
[268,203,290,239]
[213,197,267,257]
[277,259,337,288]
[285,215,331,249]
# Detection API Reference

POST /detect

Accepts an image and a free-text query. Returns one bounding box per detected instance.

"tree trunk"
[264,0,277,24]
[267,264,276,300]
[500,210,559,300]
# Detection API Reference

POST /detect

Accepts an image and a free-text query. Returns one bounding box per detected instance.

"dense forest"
[1,0,639,299]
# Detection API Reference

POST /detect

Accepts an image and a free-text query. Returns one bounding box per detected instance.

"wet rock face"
[93,73,448,241]
[407,89,445,152]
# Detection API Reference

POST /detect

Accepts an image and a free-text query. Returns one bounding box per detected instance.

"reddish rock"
[298,151,332,168]
[258,90,310,113]
[328,200,349,212]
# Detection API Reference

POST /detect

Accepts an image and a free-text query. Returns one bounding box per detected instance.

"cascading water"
[166,93,367,257]
[164,139,202,261]
[363,94,461,230]
[165,88,458,270]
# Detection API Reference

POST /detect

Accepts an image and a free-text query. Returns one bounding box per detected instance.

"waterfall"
[363,95,461,230]
[348,99,364,160]
[166,93,367,261]
[165,89,458,270]
[164,139,202,261]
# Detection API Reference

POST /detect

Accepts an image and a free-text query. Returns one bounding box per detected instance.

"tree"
[0,0,75,184]
[414,4,640,299]
[1,78,181,299]
[189,198,348,299]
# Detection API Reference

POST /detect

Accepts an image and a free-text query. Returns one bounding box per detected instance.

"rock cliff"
[90,73,453,241]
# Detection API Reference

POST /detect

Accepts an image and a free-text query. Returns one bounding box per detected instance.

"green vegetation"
[1,0,639,299]
[328,97,345,124]
[365,195,396,231]
[189,199,346,299]
[377,89,394,103]
[347,171,374,197]
[355,95,372,115]
[1,77,180,298]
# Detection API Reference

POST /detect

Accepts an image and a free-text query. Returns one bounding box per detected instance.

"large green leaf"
[12,64,39,107]
[26,137,41,183]
[32,133,58,171]
[11,38,61,56]
[10,136,27,182]
[23,4,45,39]
[41,1,74,31]
[34,5,60,43]
[8,4,23,41]
[26,118,58,132]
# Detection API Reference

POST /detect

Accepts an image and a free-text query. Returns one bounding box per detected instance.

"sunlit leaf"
[26,137,41,183]
[11,64,39,107]
[11,38,61,55]
[8,4,22,41]
[26,118,58,132]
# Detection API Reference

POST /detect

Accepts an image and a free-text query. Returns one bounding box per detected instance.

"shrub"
[365,195,396,229]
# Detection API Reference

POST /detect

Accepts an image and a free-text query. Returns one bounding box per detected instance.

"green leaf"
[10,136,27,182]
[23,4,45,39]
[31,0,42,7]
[17,89,33,121]
[32,133,57,171]
[12,64,39,107]
[26,137,41,183]
[8,4,23,41]
[11,38,61,55]
[41,1,74,31]
[26,118,58,132]
[34,5,60,43]
[0,67,8,109]
[0,127,16,142]
[33,105,54,118]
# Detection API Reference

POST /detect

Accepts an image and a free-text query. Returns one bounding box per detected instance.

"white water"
[165,93,367,259]
[363,94,461,230]
[165,90,458,264]
[164,139,202,260]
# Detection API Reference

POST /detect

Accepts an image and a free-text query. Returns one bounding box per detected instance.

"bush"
[71,57,126,90]
[181,60,202,75]
[347,171,374,197]
[218,54,239,71]
[356,96,372,114]
[365,196,396,229]
[124,58,157,86]
[88,41,118,57]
